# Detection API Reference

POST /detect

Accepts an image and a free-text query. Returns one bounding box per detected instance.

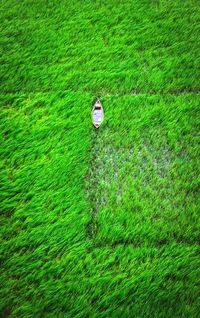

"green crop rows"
[0,1,200,317]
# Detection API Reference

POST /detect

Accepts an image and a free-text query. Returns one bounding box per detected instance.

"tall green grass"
[88,95,199,245]
[1,0,199,94]
[0,0,199,317]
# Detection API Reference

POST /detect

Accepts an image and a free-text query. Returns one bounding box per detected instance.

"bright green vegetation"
[0,1,200,317]
[88,95,199,245]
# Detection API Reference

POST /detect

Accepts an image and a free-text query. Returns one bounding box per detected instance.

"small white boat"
[92,99,104,128]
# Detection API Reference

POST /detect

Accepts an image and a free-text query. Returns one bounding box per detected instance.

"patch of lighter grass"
[86,125,174,240]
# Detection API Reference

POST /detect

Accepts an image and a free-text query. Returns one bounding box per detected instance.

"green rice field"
[0,1,200,317]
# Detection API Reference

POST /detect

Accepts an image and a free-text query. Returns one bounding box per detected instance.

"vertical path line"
[85,128,101,239]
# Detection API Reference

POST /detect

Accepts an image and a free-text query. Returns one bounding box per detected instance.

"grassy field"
[0,1,200,317]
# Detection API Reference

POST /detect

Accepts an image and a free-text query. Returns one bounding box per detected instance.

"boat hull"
[92,100,104,128]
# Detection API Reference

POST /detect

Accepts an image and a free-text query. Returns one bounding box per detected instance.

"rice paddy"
[0,1,200,317]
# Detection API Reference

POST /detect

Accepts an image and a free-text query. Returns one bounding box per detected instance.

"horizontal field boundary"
[0,88,200,98]
[87,237,200,252]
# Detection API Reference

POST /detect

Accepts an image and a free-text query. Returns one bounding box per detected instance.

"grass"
[0,1,200,317]
[87,95,199,245]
